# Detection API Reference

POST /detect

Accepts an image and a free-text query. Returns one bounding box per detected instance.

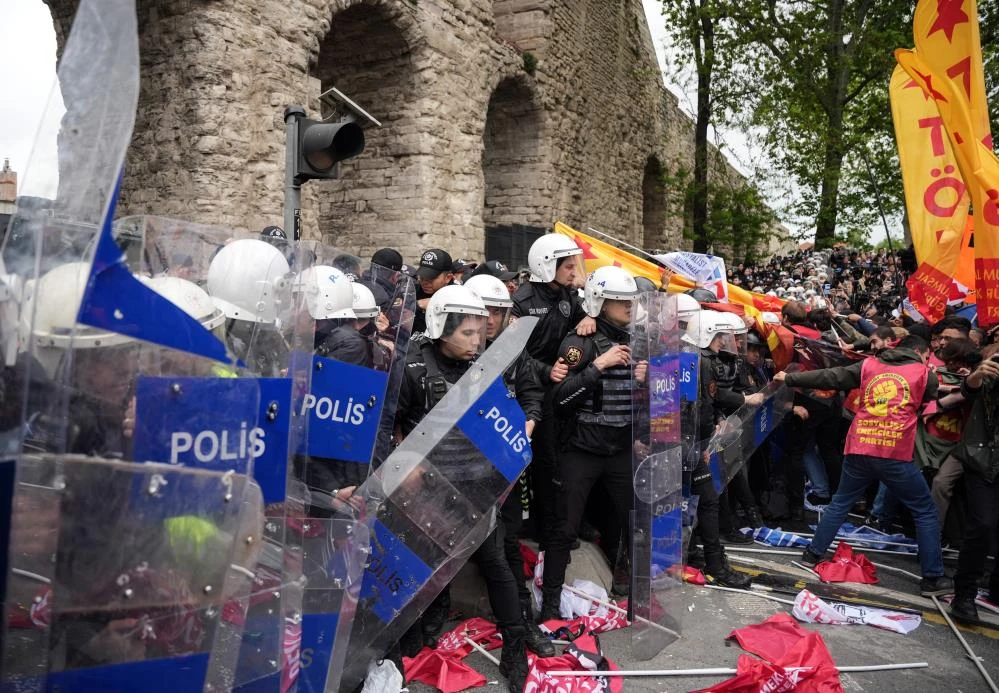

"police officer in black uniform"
[539,266,644,619]
[464,273,555,657]
[511,234,595,547]
[412,248,455,335]
[682,309,756,588]
[394,284,536,691]
[700,315,766,541]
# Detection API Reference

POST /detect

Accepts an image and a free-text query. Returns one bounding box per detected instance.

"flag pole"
[544,662,929,677]
[584,226,669,268]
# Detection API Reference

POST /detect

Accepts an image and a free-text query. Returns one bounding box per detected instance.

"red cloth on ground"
[434,617,502,655]
[404,647,487,693]
[524,634,624,693]
[693,613,843,693]
[815,543,878,584]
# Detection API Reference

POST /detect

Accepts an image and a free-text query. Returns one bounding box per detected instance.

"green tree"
[728,0,912,250]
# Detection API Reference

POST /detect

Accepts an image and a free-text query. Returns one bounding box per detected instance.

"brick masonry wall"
[44,0,775,264]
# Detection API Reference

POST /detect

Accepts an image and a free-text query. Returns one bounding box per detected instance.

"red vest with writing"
[844,358,928,461]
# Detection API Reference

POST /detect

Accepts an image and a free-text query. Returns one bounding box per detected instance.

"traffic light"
[287,107,365,184]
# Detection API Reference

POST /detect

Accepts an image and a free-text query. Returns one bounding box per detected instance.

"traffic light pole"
[284,105,306,241]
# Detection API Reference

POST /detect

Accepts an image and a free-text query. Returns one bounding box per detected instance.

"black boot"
[421,588,450,644]
[705,564,752,589]
[499,625,530,693]
[538,587,561,622]
[949,594,979,623]
[520,598,555,657]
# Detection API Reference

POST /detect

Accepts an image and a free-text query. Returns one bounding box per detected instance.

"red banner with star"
[897,47,999,323]
[908,0,994,321]
[891,63,970,322]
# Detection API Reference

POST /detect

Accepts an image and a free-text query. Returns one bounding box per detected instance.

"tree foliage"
[659,159,778,263]
[651,0,997,250]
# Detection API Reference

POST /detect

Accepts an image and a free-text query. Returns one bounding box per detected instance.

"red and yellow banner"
[553,222,795,366]
[889,63,969,322]
[896,47,999,323]
[903,0,995,322]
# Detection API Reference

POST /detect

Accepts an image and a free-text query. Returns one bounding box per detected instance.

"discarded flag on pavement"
[792,589,921,635]
[692,613,842,692]
[815,543,878,584]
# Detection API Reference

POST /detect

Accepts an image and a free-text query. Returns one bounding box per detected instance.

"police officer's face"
[554,257,580,287]
[419,271,452,295]
[440,315,485,360]
[485,306,507,340]
[601,299,633,327]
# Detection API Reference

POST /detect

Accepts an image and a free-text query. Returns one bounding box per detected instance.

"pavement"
[408,533,999,693]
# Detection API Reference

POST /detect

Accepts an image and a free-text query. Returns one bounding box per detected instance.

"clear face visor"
[439,312,488,360]
[483,304,511,341]
[714,331,747,356]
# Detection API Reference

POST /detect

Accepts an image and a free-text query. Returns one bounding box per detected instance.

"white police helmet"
[424,284,489,340]
[528,234,582,283]
[675,292,702,319]
[207,239,291,324]
[144,275,226,332]
[351,282,380,320]
[582,265,640,318]
[296,265,354,320]
[462,274,513,309]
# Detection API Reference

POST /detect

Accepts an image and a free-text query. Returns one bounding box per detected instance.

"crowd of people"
[3,221,998,693]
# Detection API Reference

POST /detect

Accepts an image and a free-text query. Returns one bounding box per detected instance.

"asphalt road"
[409,540,999,692]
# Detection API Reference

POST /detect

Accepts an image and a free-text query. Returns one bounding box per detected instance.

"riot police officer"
[395,285,533,691]
[698,311,766,540]
[464,273,554,657]
[539,266,644,620]
[511,234,595,548]
[207,238,292,377]
[681,310,755,588]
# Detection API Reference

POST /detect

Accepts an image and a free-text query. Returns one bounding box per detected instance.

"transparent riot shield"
[113,215,309,692]
[318,316,539,693]
[704,382,793,491]
[1,239,266,690]
[281,242,414,693]
[677,312,702,572]
[630,293,683,659]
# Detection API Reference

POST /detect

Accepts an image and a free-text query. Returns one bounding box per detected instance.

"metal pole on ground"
[931,595,999,693]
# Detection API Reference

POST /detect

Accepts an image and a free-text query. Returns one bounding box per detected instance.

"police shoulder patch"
[564,345,583,367]
[708,380,718,398]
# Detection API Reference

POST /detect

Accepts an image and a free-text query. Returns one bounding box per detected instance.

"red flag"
[434,617,502,656]
[815,543,879,585]
[404,648,487,693]
[693,613,843,693]
[524,634,624,693]
[695,654,817,692]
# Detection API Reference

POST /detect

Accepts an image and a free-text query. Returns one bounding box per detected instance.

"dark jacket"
[316,324,371,367]
[396,337,472,437]
[551,318,635,456]
[511,281,586,382]
[504,350,545,424]
[955,374,999,481]
[784,347,938,401]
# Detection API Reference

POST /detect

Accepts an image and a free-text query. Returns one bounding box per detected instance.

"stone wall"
[43,0,768,265]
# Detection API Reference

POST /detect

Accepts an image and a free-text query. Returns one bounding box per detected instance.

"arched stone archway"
[481,76,549,267]
[312,2,424,256]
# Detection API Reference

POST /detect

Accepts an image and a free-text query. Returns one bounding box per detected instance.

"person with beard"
[511,234,595,549]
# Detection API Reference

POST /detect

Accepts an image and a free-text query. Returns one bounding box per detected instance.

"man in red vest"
[774,335,953,597]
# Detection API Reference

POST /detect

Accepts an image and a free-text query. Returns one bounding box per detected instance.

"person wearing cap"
[413,248,456,335]
[471,259,520,295]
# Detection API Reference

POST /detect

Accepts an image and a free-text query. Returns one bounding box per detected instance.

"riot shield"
[630,293,683,659]
[704,382,793,491]
[114,214,310,692]
[281,242,414,693]
[677,309,702,570]
[318,316,539,692]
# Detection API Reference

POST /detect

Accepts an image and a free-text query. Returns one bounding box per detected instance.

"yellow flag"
[889,63,969,321]
[910,0,994,320]
[896,48,999,323]
[552,222,665,286]
[913,0,992,150]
